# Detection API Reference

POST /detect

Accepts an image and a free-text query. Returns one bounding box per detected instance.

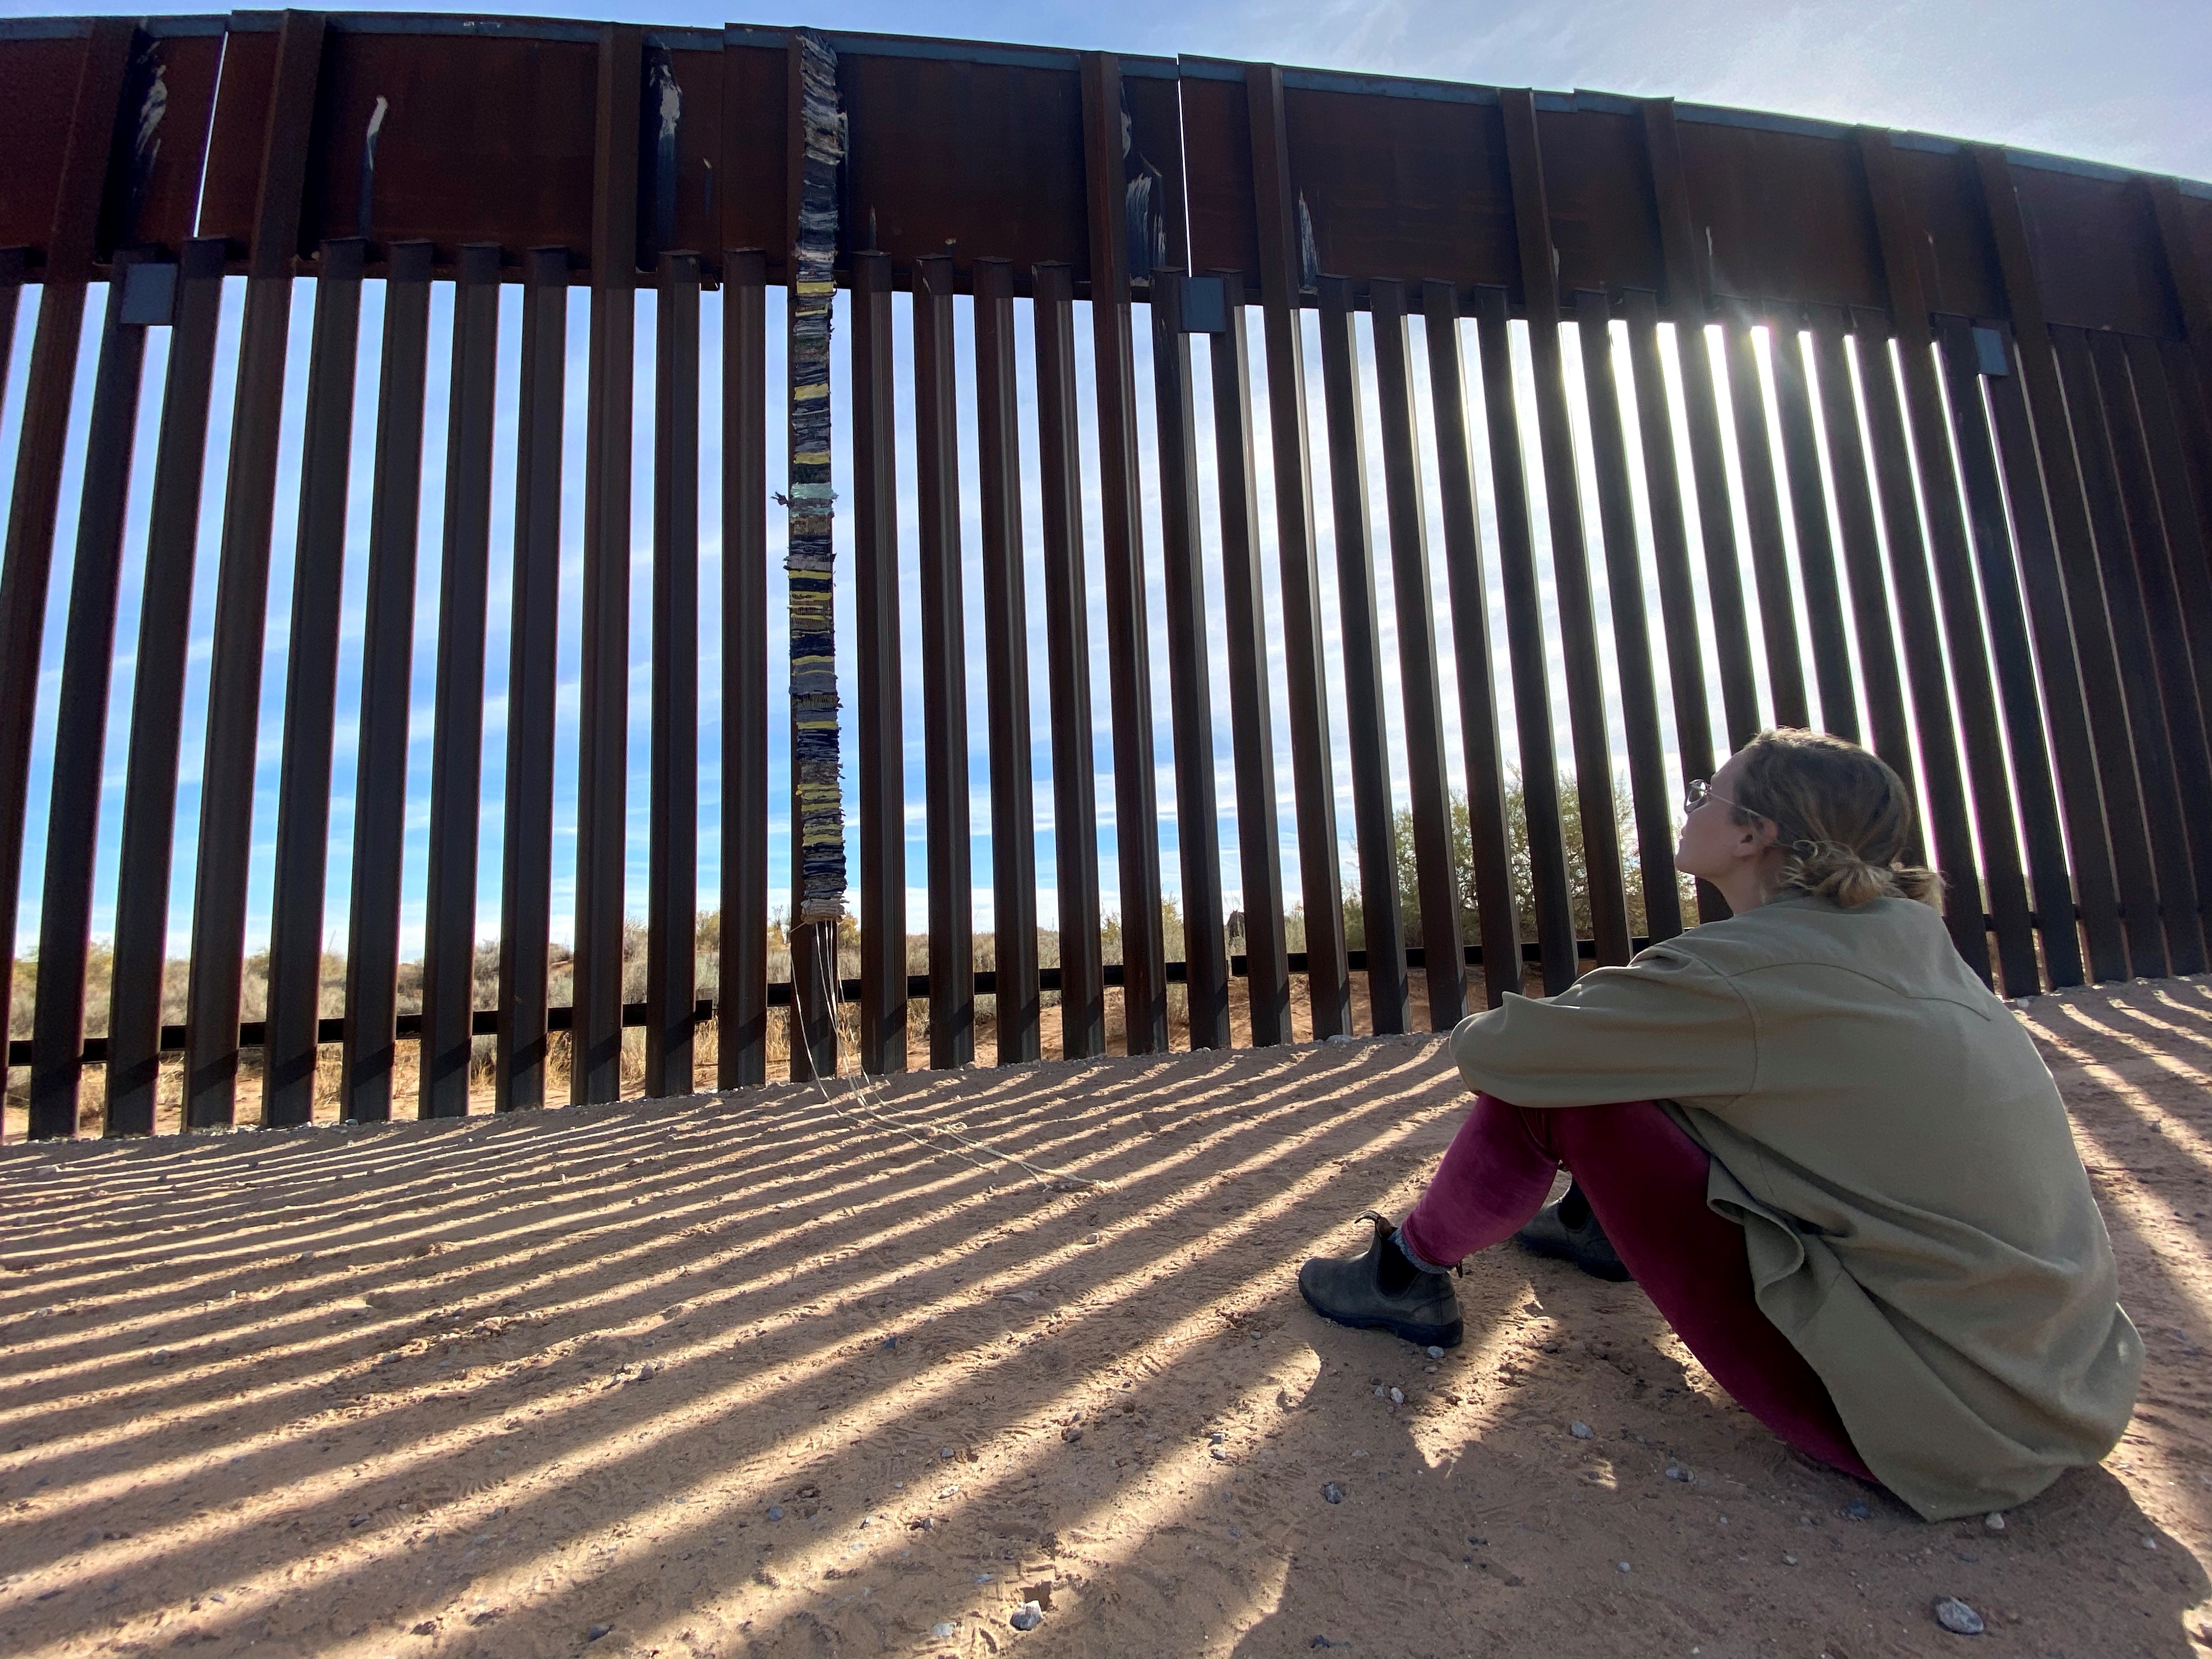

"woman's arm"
[1449,946,1757,1109]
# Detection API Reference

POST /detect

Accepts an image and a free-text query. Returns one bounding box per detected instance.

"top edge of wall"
[0,12,2200,196]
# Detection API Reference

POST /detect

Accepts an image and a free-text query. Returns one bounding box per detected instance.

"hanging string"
[797,919,1111,1194]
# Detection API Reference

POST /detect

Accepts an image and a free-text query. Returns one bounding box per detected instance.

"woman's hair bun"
[1733,731,1943,910]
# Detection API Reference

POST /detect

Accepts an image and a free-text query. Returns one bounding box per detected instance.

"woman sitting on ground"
[1299,729,2140,1521]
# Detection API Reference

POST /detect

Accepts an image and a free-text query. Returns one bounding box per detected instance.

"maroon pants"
[1399,1093,1876,1484]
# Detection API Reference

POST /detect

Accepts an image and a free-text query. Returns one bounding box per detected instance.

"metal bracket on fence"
[1178,274,1226,332]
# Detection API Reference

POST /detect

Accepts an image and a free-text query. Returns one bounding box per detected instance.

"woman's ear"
[1734,812,1779,859]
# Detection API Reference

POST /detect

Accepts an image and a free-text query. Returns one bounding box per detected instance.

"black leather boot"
[1297,1211,1464,1348]
[1514,1180,1632,1282]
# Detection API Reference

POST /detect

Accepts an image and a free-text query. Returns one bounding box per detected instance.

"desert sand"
[2,977,2209,1657]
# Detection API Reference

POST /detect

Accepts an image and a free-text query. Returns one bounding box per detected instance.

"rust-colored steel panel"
[1082,51,1166,1054]
[1805,317,1911,788]
[1316,276,1408,1028]
[2147,181,2212,460]
[1500,88,1627,974]
[718,40,787,276]
[419,244,501,1120]
[0,31,95,256]
[645,251,700,1098]
[1150,268,1228,1050]
[302,27,598,266]
[1246,63,1347,1036]
[1623,287,1724,923]
[342,240,433,1123]
[193,22,276,249]
[1279,81,1514,294]
[913,253,975,1068]
[264,237,366,1127]
[105,29,225,256]
[843,53,1085,284]
[1180,70,1260,281]
[1576,287,1682,946]
[1722,317,1808,727]
[974,258,1040,1061]
[2180,189,2212,318]
[1472,284,1577,986]
[2094,329,2212,973]
[1937,318,2080,991]
[1032,263,1105,1058]
[496,247,569,1109]
[849,252,904,1076]
[1536,105,1663,298]
[644,48,718,270]
[1210,270,1291,1047]
[105,239,227,1136]
[1979,329,2123,984]
[1854,309,1993,982]
[1642,100,1710,320]
[1679,117,1883,311]
[1891,142,2001,321]
[1368,278,1465,1030]
[1125,71,1185,276]
[2017,164,2180,338]
[1421,279,1520,1003]
[27,264,150,1138]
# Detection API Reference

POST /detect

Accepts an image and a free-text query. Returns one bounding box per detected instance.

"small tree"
[1385,775,1685,946]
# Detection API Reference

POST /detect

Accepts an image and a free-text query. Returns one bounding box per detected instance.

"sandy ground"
[2,978,2209,1658]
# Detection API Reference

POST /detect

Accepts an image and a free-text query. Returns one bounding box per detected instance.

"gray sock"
[1392,1227,1453,1277]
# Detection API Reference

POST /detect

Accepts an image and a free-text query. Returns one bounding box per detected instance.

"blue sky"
[5,0,2208,970]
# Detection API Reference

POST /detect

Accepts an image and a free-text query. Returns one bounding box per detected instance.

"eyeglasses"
[1683,777,1739,816]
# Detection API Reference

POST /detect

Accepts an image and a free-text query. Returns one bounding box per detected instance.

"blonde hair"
[1729,728,1943,909]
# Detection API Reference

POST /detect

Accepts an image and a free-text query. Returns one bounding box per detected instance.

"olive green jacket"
[1448,893,2140,1520]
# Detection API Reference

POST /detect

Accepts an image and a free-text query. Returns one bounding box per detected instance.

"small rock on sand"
[930,1621,957,1639]
[1322,1482,1344,1504]
[1570,1422,1594,1440]
[1933,1596,1985,1635]
[1985,1512,2006,1532]
[1010,1600,1043,1630]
